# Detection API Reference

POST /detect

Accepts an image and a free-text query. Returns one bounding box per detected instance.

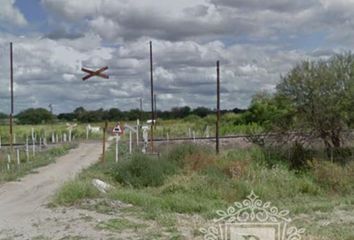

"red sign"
[112,124,123,135]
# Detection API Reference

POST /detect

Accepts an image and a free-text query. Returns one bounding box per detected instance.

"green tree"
[276,53,354,149]
[16,108,54,124]
[243,92,293,130]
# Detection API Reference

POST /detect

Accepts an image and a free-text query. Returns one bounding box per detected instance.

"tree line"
[0,106,245,124]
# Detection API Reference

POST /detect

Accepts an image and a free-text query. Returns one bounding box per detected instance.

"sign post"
[112,122,123,162]
[81,66,109,163]
[102,121,108,163]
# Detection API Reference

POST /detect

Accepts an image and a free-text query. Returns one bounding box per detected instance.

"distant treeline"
[0,106,246,124]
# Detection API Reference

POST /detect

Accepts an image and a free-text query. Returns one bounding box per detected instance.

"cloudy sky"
[0,0,351,114]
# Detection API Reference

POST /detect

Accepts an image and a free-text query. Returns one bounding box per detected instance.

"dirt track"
[0,142,107,239]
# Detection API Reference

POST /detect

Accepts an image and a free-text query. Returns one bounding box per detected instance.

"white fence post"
[16,149,20,165]
[129,131,132,154]
[115,134,119,163]
[26,138,29,161]
[136,119,139,145]
[7,154,11,170]
[69,129,72,142]
[32,137,36,157]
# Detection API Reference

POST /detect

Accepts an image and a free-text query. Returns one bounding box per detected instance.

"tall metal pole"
[150,41,154,152]
[9,42,14,153]
[216,60,220,154]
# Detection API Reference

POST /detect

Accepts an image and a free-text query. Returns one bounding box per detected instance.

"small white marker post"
[39,137,42,151]
[136,119,140,146]
[32,137,36,157]
[129,131,132,154]
[13,133,16,144]
[188,128,192,138]
[56,133,59,143]
[86,126,89,140]
[63,133,67,142]
[69,129,72,142]
[31,128,34,142]
[193,131,196,143]
[7,154,11,171]
[26,138,29,161]
[142,126,148,154]
[16,149,20,165]
[115,133,119,163]
[52,132,55,143]
[206,126,210,138]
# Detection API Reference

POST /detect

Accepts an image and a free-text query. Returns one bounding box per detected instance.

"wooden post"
[9,42,14,154]
[216,60,220,154]
[102,121,107,163]
[150,41,155,153]
[129,131,132,154]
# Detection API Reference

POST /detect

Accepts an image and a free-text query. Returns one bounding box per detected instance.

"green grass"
[53,142,354,239]
[52,179,99,206]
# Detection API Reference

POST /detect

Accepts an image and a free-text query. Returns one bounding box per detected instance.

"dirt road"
[0,142,107,239]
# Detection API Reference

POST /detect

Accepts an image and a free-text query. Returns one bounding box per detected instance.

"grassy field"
[0,123,104,144]
[52,139,354,239]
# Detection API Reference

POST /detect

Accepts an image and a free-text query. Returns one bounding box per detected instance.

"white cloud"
[2,0,354,113]
[0,0,27,27]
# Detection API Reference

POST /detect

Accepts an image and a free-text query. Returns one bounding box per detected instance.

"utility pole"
[216,60,220,154]
[154,94,157,129]
[150,41,154,152]
[140,98,143,121]
[9,42,14,153]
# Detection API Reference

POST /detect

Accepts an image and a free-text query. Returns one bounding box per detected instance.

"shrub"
[161,144,207,167]
[113,154,177,188]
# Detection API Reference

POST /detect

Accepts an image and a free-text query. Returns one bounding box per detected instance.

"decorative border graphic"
[199,191,305,240]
